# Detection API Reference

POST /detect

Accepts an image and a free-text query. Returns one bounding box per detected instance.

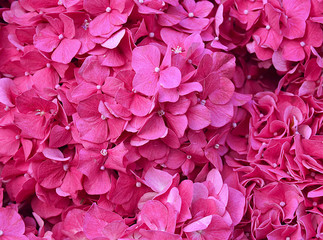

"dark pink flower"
[0,207,28,240]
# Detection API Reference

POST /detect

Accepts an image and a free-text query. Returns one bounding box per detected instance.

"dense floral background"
[0,0,322,239]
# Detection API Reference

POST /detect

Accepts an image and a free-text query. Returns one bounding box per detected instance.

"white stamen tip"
[188,59,192,64]
[100,149,108,156]
[247,74,251,79]
[46,63,51,68]
[188,12,194,18]
[161,1,165,6]
[214,36,219,41]
[285,237,290,240]
[273,132,278,136]
[138,0,144,3]
[58,34,64,40]
[200,100,206,105]
[0,230,3,236]
[101,115,107,120]
[25,72,29,76]
[96,85,101,90]
[280,201,286,207]
[15,135,20,140]
[313,202,317,207]
[259,113,264,118]
[100,166,105,170]
[106,7,111,12]
[214,144,220,149]
[266,25,271,30]
[58,0,63,5]
[63,164,69,171]
[186,155,192,159]
[136,182,142,187]
[232,122,237,128]
[149,32,155,38]
[300,41,305,47]
[273,163,277,168]
[132,88,137,93]
[154,67,160,73]
[158,110,165,116]
[65,125,70,130]
[244,9,249,14]
[4,106,9,111]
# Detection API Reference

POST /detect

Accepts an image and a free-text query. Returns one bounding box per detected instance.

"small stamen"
[96,85,101,90]
[188,12,194,18]
[58,34,64,40]
[106,7,111,12]
[158,110,165,116]
[232,122,237,128]
[300,41,305,47]
[154,67,160,73]
[46,63,51,68]
[266,25,270,30]
[15,135,20,140]
[100,166,105,170]
[200,100,206,105]
[101,115,107,120]
[65,125,70,130]
[186,155,192,159]
[138,0,144,3]
[136,182,142,187]
[244,9,249,14]
[214,144,220,149]
[149,32,155,38]
[280,201,286,207]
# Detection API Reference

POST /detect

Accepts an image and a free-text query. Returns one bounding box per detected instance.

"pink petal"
[51,39,81,64]
[138,114,168,140]
[143,167,173,193]
[159,67,181,89]
[187,104,211,130]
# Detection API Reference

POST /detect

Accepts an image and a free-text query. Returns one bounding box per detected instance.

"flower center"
[106,7,112,12]
[232,122,237,128]
[186,155,192,159]
[244,9,249,14]
[149,32,155,38]
[280,201,286,207]
[172,46,183,54]
[82,20,89,30]
[4,106,9,111]
[158,110,165,116]
[200,100,206,105]
[136,182,142,187]
[100,166,105,170]
[300,41,305,47]
[101,115,107,120]
[214,144,220,149]
[154,67,160,73]
[58,34,64,40]
[0,230,3,236]
[100,149,108,156]
[58,0,63,5]
[46,63,51,68]
[188,12,194,18]
[138,0,144,3]
[35,109,45,116]
[65,125,70,130]
[96,85,101,90]
[15,135,20,140]
[63,164,69,171]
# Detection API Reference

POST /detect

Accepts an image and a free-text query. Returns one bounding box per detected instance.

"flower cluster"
[0,0,322,239]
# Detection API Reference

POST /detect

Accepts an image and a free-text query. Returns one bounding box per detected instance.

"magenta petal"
[133,73,158,96]
[159,67,181,89]
[143,167,173,193]
[51,39,81,64]
[138,114,168,140]
[187,104,211,130]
